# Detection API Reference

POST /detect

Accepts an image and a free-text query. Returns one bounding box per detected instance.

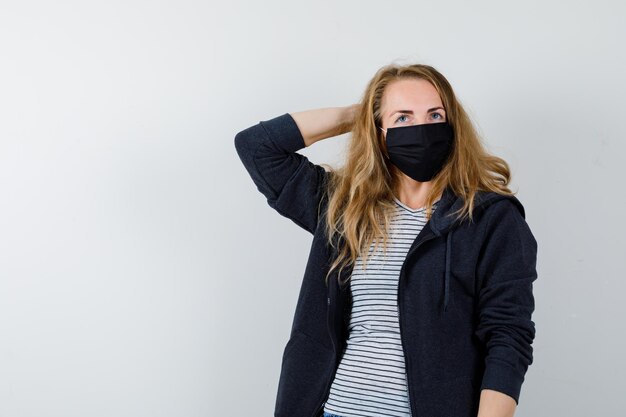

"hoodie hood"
[430,185,526,234]
[429,186,526,312]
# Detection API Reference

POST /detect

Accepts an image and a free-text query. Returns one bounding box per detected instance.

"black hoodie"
[234,113,538,417]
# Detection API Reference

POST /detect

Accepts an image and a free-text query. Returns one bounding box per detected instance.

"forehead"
[381,78,443,116]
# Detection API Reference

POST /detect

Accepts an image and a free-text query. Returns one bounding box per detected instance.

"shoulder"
[473,190,526,220]
[480,194,538,250]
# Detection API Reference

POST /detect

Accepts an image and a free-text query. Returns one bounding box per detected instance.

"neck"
[393,174,441,209]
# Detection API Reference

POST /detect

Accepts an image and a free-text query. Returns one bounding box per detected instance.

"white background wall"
[1,1,624,416]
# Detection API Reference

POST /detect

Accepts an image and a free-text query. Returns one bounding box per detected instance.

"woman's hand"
[290,104,359,147]
[477,389,517,417]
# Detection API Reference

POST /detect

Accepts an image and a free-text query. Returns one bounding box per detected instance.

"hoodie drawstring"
[444,229,453,312]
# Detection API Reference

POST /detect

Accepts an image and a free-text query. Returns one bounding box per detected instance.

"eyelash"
[395,112,444,123]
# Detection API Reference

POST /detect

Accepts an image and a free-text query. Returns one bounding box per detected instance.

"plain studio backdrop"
[0,1,624,416]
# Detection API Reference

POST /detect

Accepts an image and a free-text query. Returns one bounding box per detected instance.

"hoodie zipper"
[397,230,438,417]
[312,293,339,417]
[396,303,412,417]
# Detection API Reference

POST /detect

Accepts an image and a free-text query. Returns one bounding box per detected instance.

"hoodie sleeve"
[234,112,329,235]
[473,198,538,405]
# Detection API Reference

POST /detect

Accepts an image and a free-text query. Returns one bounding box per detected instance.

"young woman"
[234,63,538,417]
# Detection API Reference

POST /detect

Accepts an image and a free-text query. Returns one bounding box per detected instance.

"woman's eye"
[395,114,409,123]
[431,112,444,120]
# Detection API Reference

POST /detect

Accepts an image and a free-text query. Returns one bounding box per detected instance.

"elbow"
[234,129,250,160]
[234,126,261,169]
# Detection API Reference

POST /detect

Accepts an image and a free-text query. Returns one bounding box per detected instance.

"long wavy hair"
[320,63,514,286]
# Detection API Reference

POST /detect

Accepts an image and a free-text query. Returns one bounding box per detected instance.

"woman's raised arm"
[290,105,359,147]
[234,105,357,234]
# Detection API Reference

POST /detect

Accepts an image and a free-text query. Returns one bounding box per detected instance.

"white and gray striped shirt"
[323,197,438,417]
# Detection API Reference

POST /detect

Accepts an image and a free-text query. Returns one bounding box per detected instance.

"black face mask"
[380,122,455,182]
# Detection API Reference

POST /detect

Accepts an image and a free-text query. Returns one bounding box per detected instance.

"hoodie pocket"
[275,330,335,417]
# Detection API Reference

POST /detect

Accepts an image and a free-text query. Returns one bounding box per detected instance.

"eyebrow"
[389,107,445,117]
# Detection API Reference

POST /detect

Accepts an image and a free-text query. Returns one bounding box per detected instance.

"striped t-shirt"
[323,197,438,417]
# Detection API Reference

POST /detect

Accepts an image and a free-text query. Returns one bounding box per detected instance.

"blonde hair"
[320,63,514,286]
